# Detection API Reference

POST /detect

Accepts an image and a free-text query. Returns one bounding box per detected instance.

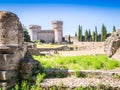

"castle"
[29,21,63,43]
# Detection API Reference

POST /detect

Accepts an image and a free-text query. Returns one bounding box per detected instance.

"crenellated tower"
[29,25,41,41]
[52,21,63,43]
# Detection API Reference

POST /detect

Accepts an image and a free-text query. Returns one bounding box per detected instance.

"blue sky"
[0,0,120,36]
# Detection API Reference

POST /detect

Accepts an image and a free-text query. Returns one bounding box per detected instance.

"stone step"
[44,69,120,78]
[0,70,18,81]
[41,77,120,89]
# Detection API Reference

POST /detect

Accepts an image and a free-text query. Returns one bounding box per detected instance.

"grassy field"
[33,55,120,70]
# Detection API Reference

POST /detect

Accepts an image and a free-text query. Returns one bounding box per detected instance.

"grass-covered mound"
[33,55,120,70]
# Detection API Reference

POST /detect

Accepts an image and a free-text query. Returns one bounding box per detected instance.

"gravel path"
[41,69,120,89]
[41,77,120,88]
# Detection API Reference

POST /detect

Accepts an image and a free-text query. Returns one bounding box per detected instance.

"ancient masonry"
[104,29,120,60]
[0,11,40,89]
[29,21,63,43]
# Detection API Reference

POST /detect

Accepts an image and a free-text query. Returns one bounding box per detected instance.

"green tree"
[75,32,77,37]
[101,24,107,41]
[85,30,88,41]
[95,26,98,42]
[78,25,82,42]
[112,25,116,32]
[98,34,101,41]
[88,29,91,41]
[68,35,71,44]
[23,26,31,42]
[92,31,95,41]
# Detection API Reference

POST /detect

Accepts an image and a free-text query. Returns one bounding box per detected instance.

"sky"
[0,0,120,36]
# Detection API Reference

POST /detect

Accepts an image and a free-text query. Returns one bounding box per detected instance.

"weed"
[75,71,86,78]
[33,55,120,70]
[113,74,120,79]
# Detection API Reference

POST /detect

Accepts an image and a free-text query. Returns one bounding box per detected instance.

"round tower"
[29,25,41,41]
[52,21,63,43]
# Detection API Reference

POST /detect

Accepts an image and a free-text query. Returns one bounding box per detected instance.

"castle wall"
[29,21,63,43]
[37,30,54,43]
[29,25,41,41]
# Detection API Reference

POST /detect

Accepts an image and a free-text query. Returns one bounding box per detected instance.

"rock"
[0,11,24,46]
[104,30,120,60]
[0,11,41,89]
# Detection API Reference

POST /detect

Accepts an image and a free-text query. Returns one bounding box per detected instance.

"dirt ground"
[59,48,105,56]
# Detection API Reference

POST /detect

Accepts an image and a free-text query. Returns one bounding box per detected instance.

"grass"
[33,55,120,70]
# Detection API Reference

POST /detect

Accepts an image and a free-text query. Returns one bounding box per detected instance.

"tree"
[68,35,71,44]
[101,24,107,41]
[85,30,88,41]
[112,26,116,32]
[88,29,91,42]
[23,26,31,42]
[78,25,82,42]
[92,31,95,41]
[98,34,101,41]
[95,26,98,42]
[75,32,77,37]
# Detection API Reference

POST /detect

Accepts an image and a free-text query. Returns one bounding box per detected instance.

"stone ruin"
[0,11,40,89]
[104,30,120,60]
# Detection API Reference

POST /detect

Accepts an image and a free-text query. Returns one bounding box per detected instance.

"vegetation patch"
[33,55,120,70]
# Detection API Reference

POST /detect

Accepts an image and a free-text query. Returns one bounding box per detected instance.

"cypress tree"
[92,31,95,42]
[101,24,107,41]
[78,25,80,41]
[95,26,98,42]
[112,26,116,32]
[78,25,82,42]
[88,29,91,42]
[68,35,71,44]
[85,30,88,41]
[75,32,77,37]
[98,34,101,42]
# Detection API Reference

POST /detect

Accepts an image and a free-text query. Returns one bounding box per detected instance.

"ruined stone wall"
[0,11,40,89]
[0,11,24,46]
[0,11,25,89]
[104,30,120,60]
[38,30,54,43]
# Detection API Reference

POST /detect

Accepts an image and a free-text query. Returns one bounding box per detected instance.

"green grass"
[33,55,120,70]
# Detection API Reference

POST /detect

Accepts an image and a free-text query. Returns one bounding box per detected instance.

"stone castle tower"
[52,21,63,43]
[29,21,63,43]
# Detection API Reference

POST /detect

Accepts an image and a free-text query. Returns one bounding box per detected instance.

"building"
[29,21,63,43]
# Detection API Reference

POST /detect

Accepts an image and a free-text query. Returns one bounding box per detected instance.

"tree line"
[77,25,116,42]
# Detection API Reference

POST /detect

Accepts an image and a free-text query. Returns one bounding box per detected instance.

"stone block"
[0,70,17,81]
[0,11,24,46]
[0,64,19,70]
[0,79,18,89]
